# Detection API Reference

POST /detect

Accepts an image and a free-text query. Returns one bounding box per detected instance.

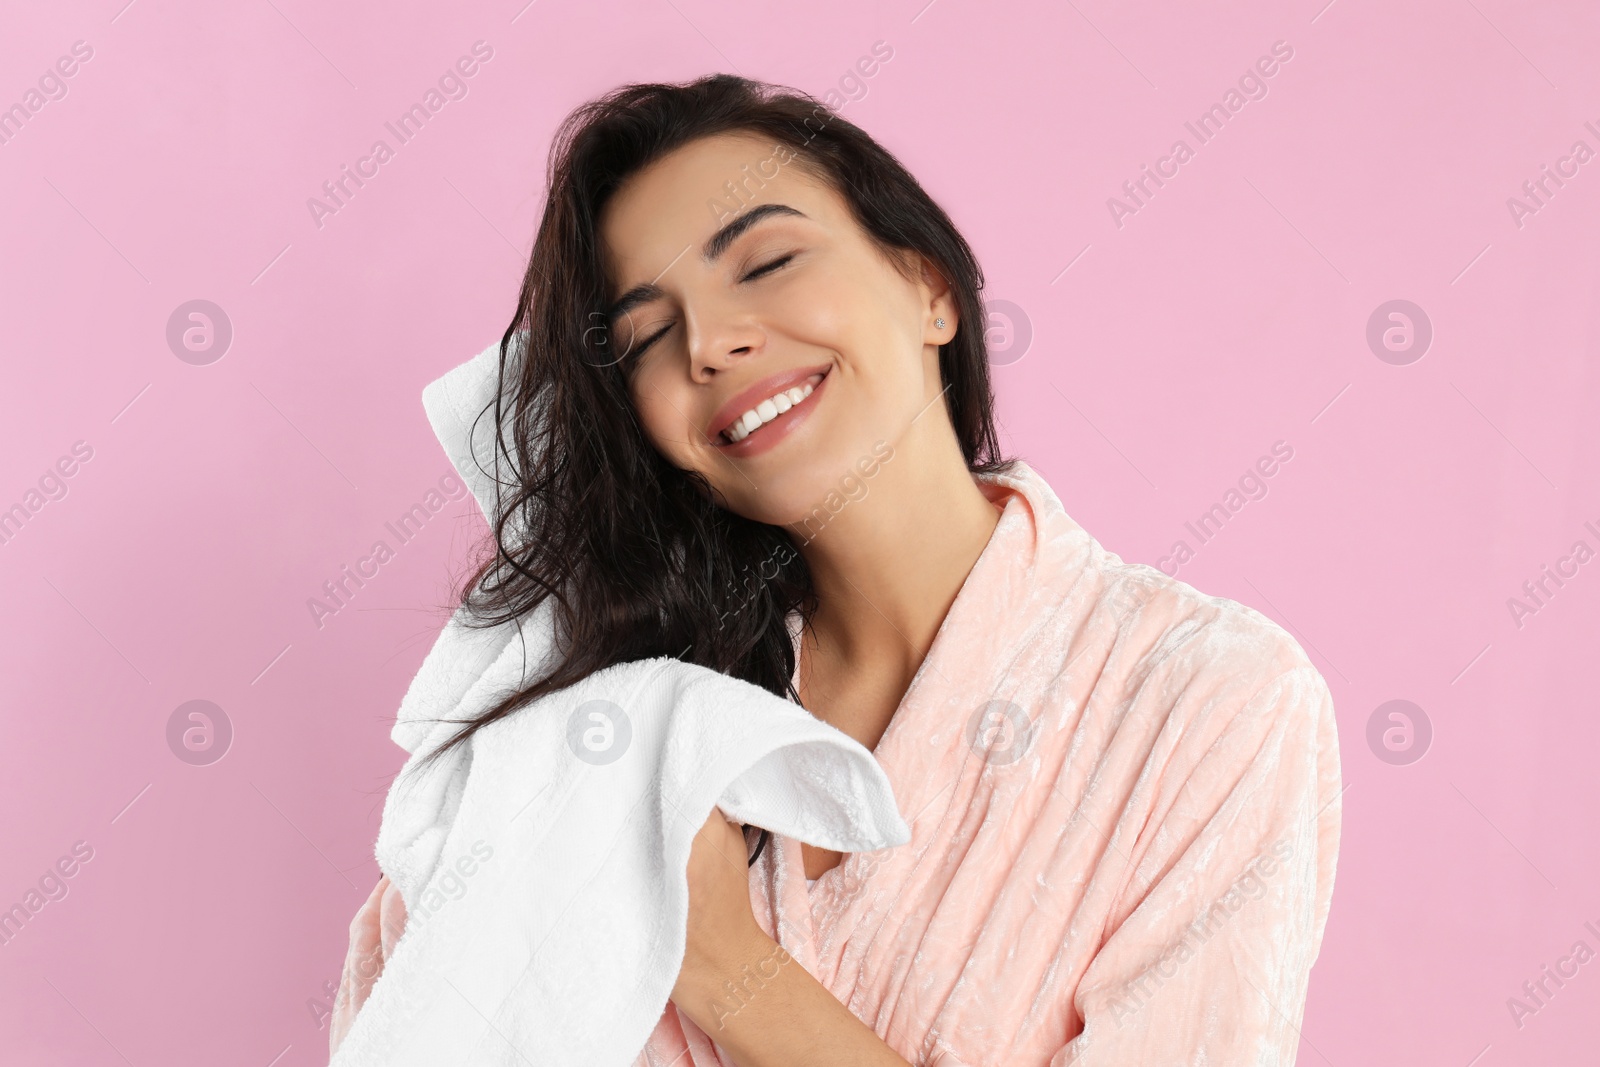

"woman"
[333,74,1341,1066]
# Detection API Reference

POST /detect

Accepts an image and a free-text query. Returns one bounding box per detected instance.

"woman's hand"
[672,805,767,1004]
[670,810,911,1066]
[329,874,408,1060]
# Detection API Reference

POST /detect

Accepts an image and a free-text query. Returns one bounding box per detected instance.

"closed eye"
[741,253,794,282]
[621,254,795,363]
[622,321,674,362]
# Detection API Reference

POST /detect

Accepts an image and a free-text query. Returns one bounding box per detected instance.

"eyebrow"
[605,203,807,324]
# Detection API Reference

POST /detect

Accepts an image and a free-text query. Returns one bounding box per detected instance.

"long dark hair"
[412,73,1015,866]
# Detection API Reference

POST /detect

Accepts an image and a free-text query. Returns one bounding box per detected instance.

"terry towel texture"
[328,339,911,1067]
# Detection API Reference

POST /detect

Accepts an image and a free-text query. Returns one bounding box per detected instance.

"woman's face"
[598,131,956,528]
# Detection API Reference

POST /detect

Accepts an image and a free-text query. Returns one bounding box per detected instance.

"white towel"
[328,338,911,1067]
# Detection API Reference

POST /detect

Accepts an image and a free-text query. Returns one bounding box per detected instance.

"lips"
[709,363,832,444]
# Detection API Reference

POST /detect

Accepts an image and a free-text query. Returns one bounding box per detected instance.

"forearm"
[674,928,913,1067]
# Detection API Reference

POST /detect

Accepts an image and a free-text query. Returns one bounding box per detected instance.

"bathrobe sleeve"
[1052,662,1342,1066]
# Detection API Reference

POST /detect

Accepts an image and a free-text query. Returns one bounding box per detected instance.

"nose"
[685,296,764,383]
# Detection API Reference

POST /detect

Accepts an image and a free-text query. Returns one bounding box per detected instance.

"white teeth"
[724,381,816,443]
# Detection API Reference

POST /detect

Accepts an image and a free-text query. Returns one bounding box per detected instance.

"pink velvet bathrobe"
[636,459,1342,1067]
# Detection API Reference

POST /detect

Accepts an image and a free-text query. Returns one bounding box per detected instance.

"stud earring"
[934,318,946,329]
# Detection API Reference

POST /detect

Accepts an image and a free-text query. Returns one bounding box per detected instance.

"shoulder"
[1109,557,1312,672]
[1081,548,1333,742]
[1002,462,1314,688]
[1064,558,1340,833]
[998,460,1331,726]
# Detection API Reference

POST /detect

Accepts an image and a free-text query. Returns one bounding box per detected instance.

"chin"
[752,438,897,529]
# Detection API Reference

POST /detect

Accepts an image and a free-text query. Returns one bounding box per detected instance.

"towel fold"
[328,339,910,1067]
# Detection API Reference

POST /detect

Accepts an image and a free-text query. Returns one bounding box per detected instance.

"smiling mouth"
[717,370,827,445]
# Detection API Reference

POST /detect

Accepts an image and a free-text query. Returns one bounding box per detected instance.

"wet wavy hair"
[412,73,1014,866]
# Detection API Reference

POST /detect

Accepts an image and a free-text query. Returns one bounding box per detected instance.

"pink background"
[3,0,1598,1063]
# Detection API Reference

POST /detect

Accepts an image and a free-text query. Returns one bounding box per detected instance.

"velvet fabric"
[636,459,1342,1066]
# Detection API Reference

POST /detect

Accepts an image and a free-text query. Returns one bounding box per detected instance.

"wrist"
[677,927,797,1031]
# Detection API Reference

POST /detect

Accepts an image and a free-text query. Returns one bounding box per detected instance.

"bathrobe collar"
[764,458,1100,966]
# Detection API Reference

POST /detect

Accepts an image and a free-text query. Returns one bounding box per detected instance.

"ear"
[918,256,957,344]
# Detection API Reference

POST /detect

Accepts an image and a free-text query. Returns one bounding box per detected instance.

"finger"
[349,876,387,940]
[348,891,382,966]
[378,878,406,959]
[345,879,387,997]
[331,883,389,1056]
[694,806,747,871]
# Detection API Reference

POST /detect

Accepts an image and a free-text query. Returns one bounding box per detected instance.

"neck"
[785,415,1004,691]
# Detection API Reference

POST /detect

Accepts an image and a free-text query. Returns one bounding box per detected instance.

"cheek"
[773,271,913,390]
[631,375,697,464]
[783,272,852,337]
[783,261,883,342]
